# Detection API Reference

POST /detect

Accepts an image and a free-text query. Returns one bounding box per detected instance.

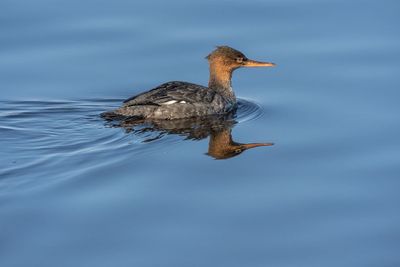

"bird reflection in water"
[103,113,273,160]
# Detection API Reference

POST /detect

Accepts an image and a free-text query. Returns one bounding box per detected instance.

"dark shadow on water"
[103,111,273,160]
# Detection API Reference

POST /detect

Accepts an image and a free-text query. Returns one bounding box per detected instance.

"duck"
[102,46,275,120]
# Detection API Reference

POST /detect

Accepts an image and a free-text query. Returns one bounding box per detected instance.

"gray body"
[112,81,235,119]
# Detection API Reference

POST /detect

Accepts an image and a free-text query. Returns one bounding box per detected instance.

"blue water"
[1,0,400,266]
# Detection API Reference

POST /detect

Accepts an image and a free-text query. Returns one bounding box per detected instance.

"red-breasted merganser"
[103,46,275,120]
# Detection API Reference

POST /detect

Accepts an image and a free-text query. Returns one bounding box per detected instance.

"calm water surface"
[1,0,400,266]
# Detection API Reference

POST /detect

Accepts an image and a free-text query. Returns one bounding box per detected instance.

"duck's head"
[206,46,276,71]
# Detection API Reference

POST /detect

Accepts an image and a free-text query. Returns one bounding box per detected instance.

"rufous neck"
[208,62,236,102]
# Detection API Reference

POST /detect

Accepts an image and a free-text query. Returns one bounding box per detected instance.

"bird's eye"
[236,57,243,63]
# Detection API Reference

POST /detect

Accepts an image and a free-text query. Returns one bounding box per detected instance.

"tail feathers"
[100,111,124,120]
[100,110,144,121]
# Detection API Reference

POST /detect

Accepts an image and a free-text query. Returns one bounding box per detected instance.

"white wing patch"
[161,100,178,105]
[161,100,188,105]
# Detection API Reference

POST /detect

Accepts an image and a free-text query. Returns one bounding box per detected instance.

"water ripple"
[236,98,264,123]
[0,98,263,192]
